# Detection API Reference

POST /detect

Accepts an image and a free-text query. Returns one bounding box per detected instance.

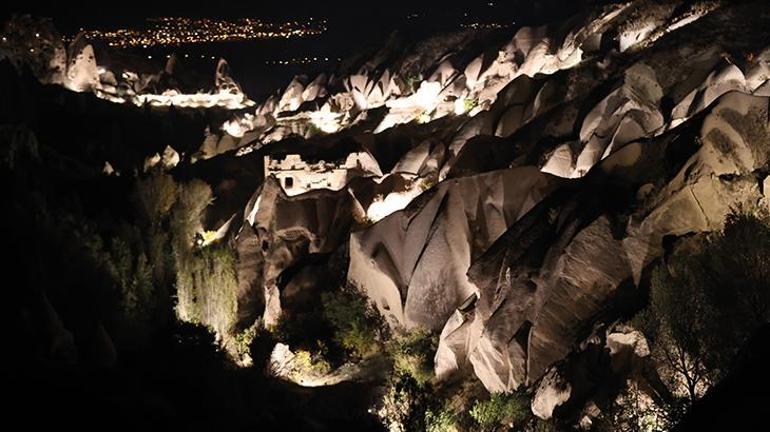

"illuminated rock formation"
[183,5,770,409]
[435,90,770,396]
[1,17,254,109]
[64,35,100,92]
[264,152,382,197]
[237,177,366,326]
[348,166,561,330]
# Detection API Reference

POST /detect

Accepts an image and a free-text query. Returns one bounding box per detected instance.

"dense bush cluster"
[469,391,531,431]
[321,284,385,360]
[388,329,438,386]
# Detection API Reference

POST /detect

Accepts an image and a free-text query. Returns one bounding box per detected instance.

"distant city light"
[265,56,334,66]
[74,17,327,49]
[461,22,511,30]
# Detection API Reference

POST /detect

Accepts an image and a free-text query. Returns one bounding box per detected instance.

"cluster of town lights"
[77,17,326,48]
[460,22,512,30]
[266,56,337,66]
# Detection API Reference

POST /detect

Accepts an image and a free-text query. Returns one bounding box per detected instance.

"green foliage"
[175,245,239,339]
[127,173,240,348]
[378,373,431,432]
[52,172,189,345]
[387,329,438,386]
[170,179,213,255]
[169,178,237,339]
[531,418,558,432]
[590,384,684,432]
[470,391,531,430]
[375,329,445,432]
[106,229,154,320]
[0,125,40,170]
[463,98,478,112]
[233,322,259,361]
[292,348,332,377]
[404,74,421,93]
[419,176,437,192]
[425,403,458,432]
[321,285,382,359]
[306,122,322,136]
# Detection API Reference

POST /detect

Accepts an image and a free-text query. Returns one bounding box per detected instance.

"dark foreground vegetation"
[0,111,380,430]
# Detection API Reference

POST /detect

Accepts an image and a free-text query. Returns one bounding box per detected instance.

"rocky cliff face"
[6,0,770,427]
[0,16,253,109]
[223,0,770,420]
[217,0,770,412]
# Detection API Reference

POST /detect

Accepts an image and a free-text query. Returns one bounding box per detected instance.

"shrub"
[425,404,458,432]
[470,391,531,430]
[91,222,158,338]
[233,322,259,363]
[321,285,383,359]
[292,348,332,377]
[463,98,478,113]
[590,382,684,432]
[377,374,430,432]
[388,329,438,386]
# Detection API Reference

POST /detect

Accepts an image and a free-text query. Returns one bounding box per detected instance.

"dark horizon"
[2,1,600,34]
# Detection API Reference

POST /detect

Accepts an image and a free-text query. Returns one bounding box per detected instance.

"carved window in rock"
[284,176,294,189]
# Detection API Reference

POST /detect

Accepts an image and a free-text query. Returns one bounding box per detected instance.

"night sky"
[2,0,593,34]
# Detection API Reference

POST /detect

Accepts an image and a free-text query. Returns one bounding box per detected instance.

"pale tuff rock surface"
[530,326,653,421]
[218,2,770,403]
[532,368,572,420]
[1,17,253,109]
[221,2,642,152]
[64,39,99,92]
[574,63,664,177]
[177,3,770,409]
[237,177,364,326]
[348,167,561,330]
[435,89,770,399]
[9,0,770,424]
[606,329,651,373]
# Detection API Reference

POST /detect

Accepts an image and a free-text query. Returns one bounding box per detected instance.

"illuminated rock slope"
[6,0,770,424]
[0,16,253,109]
[214,1,770,418]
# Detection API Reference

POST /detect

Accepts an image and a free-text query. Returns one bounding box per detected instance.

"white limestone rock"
[349,166,561,330]
[161,145,180,169]
[532,368,572,420]
[239,177,365,326]
[575,62,663,176]
[64,42,100,92]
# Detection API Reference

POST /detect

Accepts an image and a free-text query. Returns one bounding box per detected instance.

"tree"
[133,172,178,228]
[644,263,714,402]
[639,211,770,403]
